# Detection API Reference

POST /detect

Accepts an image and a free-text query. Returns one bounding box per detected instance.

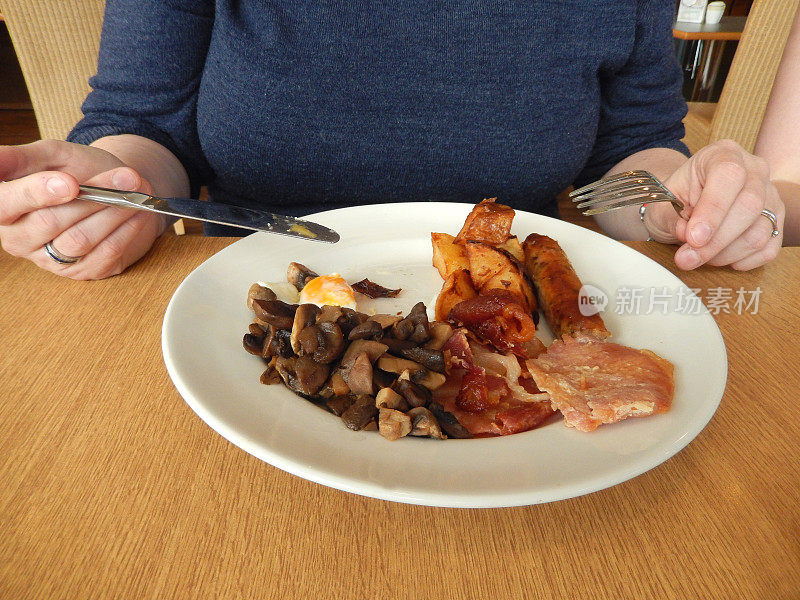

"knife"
[76,185,340,243]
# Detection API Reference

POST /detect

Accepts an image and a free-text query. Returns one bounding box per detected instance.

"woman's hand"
[643,139,785,270]
[0,140,167,280]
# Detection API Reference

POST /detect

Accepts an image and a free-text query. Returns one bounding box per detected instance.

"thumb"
[84,166,154,196]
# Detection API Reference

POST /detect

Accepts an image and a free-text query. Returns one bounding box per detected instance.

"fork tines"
[568,170,677,216]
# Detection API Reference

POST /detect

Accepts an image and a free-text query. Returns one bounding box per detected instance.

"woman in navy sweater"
[0,0,785,278]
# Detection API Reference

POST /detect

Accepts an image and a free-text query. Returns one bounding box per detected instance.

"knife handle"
[78,185,154,209]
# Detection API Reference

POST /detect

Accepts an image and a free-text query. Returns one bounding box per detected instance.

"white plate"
[162,203,727,508]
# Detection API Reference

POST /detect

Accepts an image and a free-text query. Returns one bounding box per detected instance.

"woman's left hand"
[642,139,784,270]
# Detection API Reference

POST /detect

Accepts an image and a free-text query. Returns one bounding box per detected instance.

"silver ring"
[44,241,83,265]
[760,209,780,237]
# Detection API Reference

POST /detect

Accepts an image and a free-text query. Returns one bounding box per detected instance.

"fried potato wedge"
[431,232,469,279]
[454,198,515,245]
[465,241,537,312]
[435,269,477,321]
[495,235,524,262]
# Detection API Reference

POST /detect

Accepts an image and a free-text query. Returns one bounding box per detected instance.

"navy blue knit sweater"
[69,0,688,234]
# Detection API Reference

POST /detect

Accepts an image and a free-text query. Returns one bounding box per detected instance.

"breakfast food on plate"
[431,198,675,435]
[525,335,674,432]
[299,274,358,310]
[244,290,471,440]
[432,328,553,436]
[244,198,676,440]
[521,233,609,340]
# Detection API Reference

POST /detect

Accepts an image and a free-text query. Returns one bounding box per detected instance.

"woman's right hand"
[0,140,168,280]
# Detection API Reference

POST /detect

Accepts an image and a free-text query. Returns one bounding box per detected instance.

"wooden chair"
[683,0,800,154]
[2,0,188,234]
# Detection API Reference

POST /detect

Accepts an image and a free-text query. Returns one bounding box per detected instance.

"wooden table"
[2,237,799,599]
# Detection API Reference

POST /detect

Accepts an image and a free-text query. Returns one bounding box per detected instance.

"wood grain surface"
[1,237,799,600]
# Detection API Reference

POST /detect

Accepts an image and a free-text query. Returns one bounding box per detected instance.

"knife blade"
[77,185,339,243]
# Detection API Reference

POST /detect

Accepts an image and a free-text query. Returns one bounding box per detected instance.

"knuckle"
[737,189,765,215]
[762,243,781,262]
[752,155,770,177]
[0,235,22,256]
[29,206,60,235]
[742,228,769,253]
[714,139,742,152]
[96,236,126,265]
[59,225,95,255]
[713,159,747,183]
[36,138,63,155]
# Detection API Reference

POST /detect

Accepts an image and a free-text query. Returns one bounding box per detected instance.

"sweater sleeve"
[67,0,214,196]
[574,0,690,187]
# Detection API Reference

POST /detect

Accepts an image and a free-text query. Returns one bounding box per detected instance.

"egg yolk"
[299,275,357,310]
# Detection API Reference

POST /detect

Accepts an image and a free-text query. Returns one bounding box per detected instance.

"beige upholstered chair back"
[2,1,105,140]
[707,0,799,151]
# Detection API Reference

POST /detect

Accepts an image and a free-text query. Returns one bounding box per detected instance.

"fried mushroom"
[378,408,412,441]
[407,407,445,439]
[275,356,330,397]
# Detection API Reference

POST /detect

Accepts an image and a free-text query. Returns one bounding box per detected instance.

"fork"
[569,170,685,217]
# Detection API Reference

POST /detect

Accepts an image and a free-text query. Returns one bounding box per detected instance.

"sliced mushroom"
[341,352,374,396]
[378,408,412,441]
[341,339,388,368]
[263,325,293,358]
[407,407,445,439]
[428,402,472,439]
[287,262,319,291]
[325,395,354,416]
[391,318,414,340]
[316,304,344,324]
[375,387,409,411]
[253,299,298,330]
[396,346,445,373]
[369,314,403,329]
[410,369,447,390]
[312,321,345,363]
[376,354,424,376]
[337,308,369,338]
[381,337,416,355]
[392,302,430,344]
[341,395,378,431]
[291,304,321,354]
[247,283,277,311]
[372,367,397,390]
[351,279,402,299]
[275,356,330,397]
[243,333,265,356]
[260,359,282,385]
[249,323,267,336]
[297,325,321,356]
[348,320,384,341]
[392,378,431,408]
[424,321,454,350]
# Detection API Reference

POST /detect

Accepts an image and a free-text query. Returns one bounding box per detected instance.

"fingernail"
[46,177,69,198]
[678,247,702,269]
[112,170,136,190]
[691,222,712,245]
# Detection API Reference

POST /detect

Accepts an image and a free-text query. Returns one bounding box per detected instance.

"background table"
[1,237,798,599]
[674,16,748,102]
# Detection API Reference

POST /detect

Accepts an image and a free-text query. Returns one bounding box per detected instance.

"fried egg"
[299,274,357,310]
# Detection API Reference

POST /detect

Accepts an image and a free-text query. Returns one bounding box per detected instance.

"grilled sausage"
[521,233,610,340]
